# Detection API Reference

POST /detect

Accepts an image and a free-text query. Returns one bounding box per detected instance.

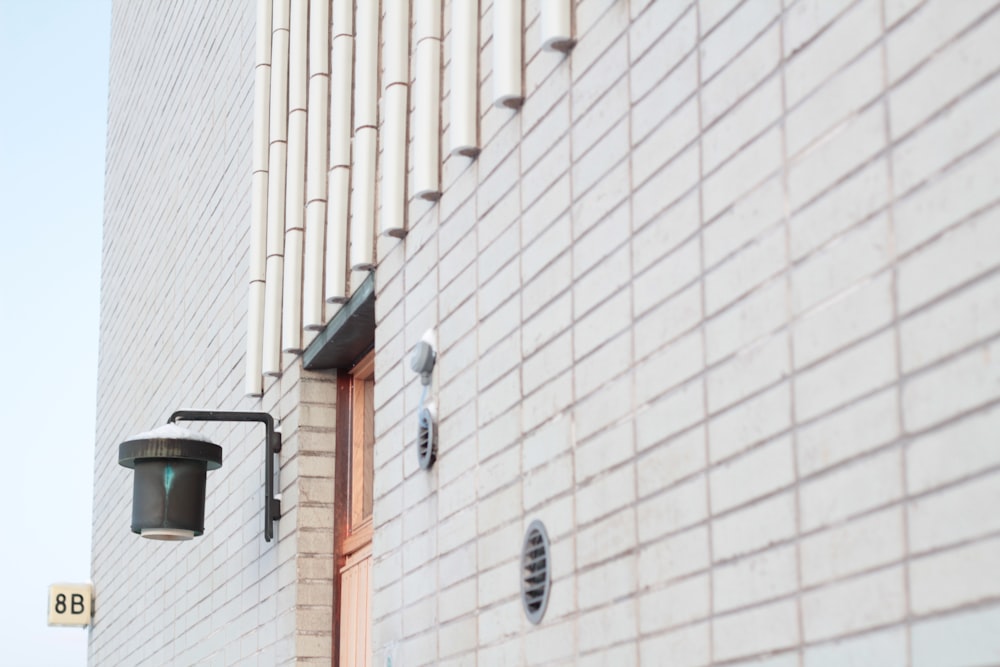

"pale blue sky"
[0,1,110,664]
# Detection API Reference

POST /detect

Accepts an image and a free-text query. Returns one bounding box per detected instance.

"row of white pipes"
[246,0,574,395]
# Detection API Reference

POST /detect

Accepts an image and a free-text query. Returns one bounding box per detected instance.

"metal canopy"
[302,272,376,370]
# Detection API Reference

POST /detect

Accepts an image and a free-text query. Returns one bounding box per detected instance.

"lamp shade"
[118,424,223,540]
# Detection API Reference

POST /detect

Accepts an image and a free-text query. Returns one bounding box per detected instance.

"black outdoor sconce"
[118,410,282,542]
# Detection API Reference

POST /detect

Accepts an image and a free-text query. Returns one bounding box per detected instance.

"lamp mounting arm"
[168,410,282,542]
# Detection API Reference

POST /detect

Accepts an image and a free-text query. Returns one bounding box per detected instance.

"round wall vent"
[416,406,436,470]
[521,520,551,624]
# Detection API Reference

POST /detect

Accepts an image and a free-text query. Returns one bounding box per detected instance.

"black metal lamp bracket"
[168,410,283,542]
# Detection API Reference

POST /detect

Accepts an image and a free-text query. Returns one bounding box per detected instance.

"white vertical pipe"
[412,0,441,200]
[384,0,410,86]
[247,0,273,397]
[332,0,353,38]
[381,85,408,237]
[493,0,522,108]
[326,167,350,302]
[303,0,330,330]
[450,0,479,157]
[351,127,377,269]
[540,0,574,52]
[326,1,354,304]
[329,33,354,169]
[282,0,308,353]
[355,1,379,128]
[263,0,290,377]
[381,0,409,237]
[413,0,441,42]
[351,0,379,269]
[283,112,306,352]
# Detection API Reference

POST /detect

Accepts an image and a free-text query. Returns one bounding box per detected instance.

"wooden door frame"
[332,348,375,666]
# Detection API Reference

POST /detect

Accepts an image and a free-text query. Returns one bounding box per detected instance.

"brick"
[705,224,786,315]
[635,330,702,405]
[804,627,907,667]
[577,507,636,568]
[636,378,704,450]
[783,0,856,58]
[784,0,881,106]
[577,556,636,610]
[712,492,797,562]
[633,144,700,229]
[633,283,702,356]
[714,544,796,613]
[800,449,903,532]
[575,198,630,278]
[802,567,906,642]
[713,599,799,662]
[797,388,900,477]
[786,47,883,158]
[636,424,705,493]
[703,127,783,222]
[887,0,996,83]
[894,137,1000,256]
[700,0,780,81]
[708,381,791,464]
[639,621,709,667]
[574,369,631,438]
[791,214,891,316]
[889,10,1000,139]
[573,241,631,322]
[894,75,1000,196]
[911,604,1000,667]
[571,1,630,87]
[522,213,570,282]
[703,75,782,173]
[707,333,789,414]
[908,470,1000,553]
[638,573,710,635]
[911,536,1000,616]
[632,97,700,187]
[571,76,629,162]
[789,157,889,261]
[637,525,710,586]
[901,269,1000,373]
[578,599,638,654]
[632,52,698,142]
[793,272,893,369]
[788,104,885,212]
[902,337,1000,434]
[523,453,573,510]
[800,506,905,587]
[574,287,631,359]
[710,436,794,514]
[907,405,1000,495]
[700,0,740,35]
[702,24,780,126]
[703,175,783,270]
[630,7,696,104]
[524,620,575,664]
[637,473,707,542]
[629,0,692,59]
[577,420,635,484]
[898,210,1000,315]
[633,233,701,317]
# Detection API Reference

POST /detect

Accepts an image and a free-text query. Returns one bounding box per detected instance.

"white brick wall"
[371,0,1000,664]
[95,0,1000,664]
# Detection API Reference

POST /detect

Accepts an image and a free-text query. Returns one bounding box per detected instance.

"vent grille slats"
[520,520,551,624]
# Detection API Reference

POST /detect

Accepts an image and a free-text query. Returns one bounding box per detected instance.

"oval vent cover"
[521,520,551,624]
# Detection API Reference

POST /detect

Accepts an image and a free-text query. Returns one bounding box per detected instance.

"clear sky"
[0,1,110,664]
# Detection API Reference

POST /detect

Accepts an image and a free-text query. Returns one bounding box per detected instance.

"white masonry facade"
[91,0,1000,665]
